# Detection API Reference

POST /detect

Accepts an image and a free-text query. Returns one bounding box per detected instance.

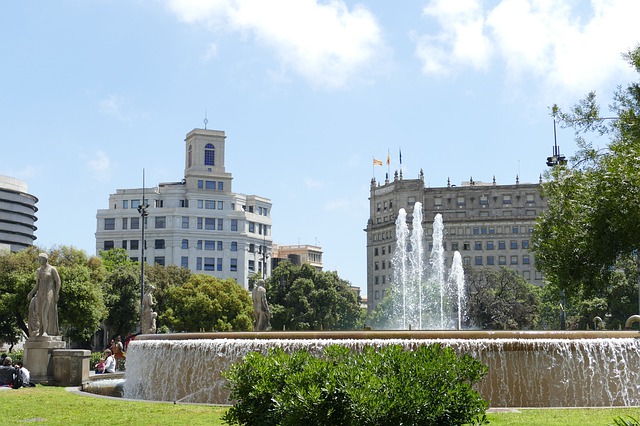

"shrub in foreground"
[223,343,488,426]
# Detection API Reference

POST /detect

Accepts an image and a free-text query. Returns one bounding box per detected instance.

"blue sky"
[2,0,639,289]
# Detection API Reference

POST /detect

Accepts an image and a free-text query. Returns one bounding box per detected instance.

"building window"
[131,199,140,208]
[486,241,494,250]
[218,181,223,191]
[512,226,519,234]
[182,216,189,229]
[434,197,442,206]
[231,219,238,231]
[498,256,506,265]
[522,240,529,249]
[230,258,238,272]
[457,196,465,206]
[188,145,192,167]
[248,260,255,272]
[122,200,129,209]
[196,257,202,271]
[218,201,224,210]
[473,227,479,235]
[231,242,237,252]
[154,256,165,266]
[104,218,115,230]
[197,240,203,250]
[198,180,203,189]
[487,256,495,265]
[131,217,140,230]
[197,217,203,229]
[510,255,518,265]
[217,219,223,231]
[474,241,482,250]
[217,241,223,251]
[204,143,215,166]
[204,257,215,271]
[498,241,506,250]
[205,218,215,230]
[523,255,530,264]
[155,216,166,229]
[122,218,128,230]
[122,240,127,249]
[503,195,512,204]
[510,241,518,249]
[463,243,470,251]
[181,256,188,268]
[155,239,165,249]
[249,222,255,233]
[181,239,189,249]
[104,240,114,250]
[217,258,223,271]
[474,256,483,266]
[205,200,215,209]
[130,240,139,250]
[205,240,215,250]
[480,195,488,205]
[526,194,535,203]
[206,180,216,190]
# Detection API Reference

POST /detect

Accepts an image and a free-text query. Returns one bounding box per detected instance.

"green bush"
[223,343,488,426]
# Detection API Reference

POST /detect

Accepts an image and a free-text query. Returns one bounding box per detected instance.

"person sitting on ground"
[14,361,31,387]
[0,357,17,387]
[103,349,116,374]
[94,357,106,374]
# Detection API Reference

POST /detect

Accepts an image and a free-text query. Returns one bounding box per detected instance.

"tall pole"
[137,169,149,333]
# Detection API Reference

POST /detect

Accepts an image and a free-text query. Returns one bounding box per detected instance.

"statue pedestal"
[52,349,90,386]
[24,336,66,385]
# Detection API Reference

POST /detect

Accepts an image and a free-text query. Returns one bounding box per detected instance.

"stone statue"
[252,279,270,331]
[141,285,157,334]
[27,253,61,337]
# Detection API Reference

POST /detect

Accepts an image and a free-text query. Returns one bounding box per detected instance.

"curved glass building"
[0,175,38,251]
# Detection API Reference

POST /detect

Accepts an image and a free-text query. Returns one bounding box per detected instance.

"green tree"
[465,267,540,330]
[103,262,140,338]
[161,274,253,332]
[267,261,363,331]
[144,264,191,332]
[0,246,107,349]
[532,45,640,316]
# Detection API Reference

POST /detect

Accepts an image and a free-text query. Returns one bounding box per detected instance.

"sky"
[2,0,640,289]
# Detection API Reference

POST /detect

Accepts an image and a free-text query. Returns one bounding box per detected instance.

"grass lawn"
[1,385,640,425]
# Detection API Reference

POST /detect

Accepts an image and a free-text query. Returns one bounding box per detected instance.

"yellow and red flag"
[373,158,383,166]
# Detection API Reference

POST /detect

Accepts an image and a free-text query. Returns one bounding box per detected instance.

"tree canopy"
[532,46,640,288]
[531,45,640,324]
[266,261,363,331]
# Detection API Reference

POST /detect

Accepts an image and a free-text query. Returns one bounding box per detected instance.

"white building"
[95,128,272,289]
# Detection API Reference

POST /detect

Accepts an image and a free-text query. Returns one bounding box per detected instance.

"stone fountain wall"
[124,330,640,407]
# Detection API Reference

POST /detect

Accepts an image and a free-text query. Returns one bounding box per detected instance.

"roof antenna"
[203,110,208,130]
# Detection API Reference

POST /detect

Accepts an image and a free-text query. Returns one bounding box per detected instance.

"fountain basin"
[124,330,640,407]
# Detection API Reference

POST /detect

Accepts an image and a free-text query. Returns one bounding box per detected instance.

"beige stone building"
[366,170,546,313]
[272,244,323,271]
[95,128,272,289]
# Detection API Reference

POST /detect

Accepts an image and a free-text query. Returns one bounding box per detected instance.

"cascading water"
[124,331,640,407]
[390,205,466,330]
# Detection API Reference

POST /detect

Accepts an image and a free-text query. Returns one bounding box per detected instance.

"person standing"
[27,253,61,337]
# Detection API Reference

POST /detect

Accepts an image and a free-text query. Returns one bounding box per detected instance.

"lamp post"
[137,170,149,332]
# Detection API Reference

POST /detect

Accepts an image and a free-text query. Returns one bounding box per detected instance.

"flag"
[399,148,402,165]
[373,158,383,166]
[387,150,390,166]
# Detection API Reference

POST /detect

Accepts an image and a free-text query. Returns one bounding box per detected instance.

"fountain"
[124,330,640,407]
[387,204,465,330]
[118,204,640,408]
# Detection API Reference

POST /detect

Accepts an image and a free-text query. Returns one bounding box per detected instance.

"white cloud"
[99,94,127,121]
[304,177,325,190]
[87,151,112,182]
[166,0,384,88]
[417,0,640,95]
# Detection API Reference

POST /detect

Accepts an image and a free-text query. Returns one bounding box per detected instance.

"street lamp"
[546,119,567,167]
[137,170,149,333]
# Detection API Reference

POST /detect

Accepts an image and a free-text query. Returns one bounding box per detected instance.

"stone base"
[53,349,90,386]
[23,336,66,385]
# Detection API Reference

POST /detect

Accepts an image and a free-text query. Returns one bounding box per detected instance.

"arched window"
[204,143,215,166]
[188,145,192,167]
